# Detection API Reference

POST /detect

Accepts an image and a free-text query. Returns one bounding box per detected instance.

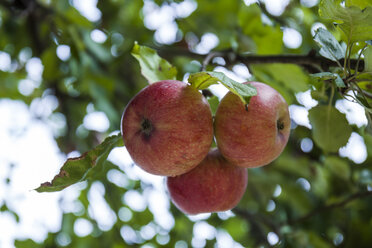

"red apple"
[121,80,213,176]
[214,82,290,168]
[166,149,248,215]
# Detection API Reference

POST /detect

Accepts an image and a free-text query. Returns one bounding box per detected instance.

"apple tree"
[1,0,372,247]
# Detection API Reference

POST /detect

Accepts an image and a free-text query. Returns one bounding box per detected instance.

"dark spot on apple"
[277,120,284,131]
[141,118,154,140]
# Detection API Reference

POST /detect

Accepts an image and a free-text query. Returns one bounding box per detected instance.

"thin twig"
[346,42,353,75]
[355,44,368,77]
[201,51,224,71]
[362,89,372,99]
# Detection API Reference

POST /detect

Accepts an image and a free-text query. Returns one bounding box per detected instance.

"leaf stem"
[329,84,335,109]
[355,44,369,77]
[351,81,372,101]
[346,43,354,75]
[344,41,350,75]
[201,51,224,71]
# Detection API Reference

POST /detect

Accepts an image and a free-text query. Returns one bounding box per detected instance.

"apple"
[166,149,248,215]
[121,80,213,176]
[214,81,290,168]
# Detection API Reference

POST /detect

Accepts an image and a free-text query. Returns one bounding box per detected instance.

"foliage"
[1,0,372,247]
[36,133,123,192]
[188,71,257,105]
[131,42,178,83]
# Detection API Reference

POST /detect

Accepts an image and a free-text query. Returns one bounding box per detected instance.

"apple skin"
[121,80,213,176]
[166,149,248,215]
[214,82,290,168]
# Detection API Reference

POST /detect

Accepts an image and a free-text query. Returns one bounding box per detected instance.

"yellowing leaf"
[346,0,372,9]
[131,42,177,83]
[188,72,219,89]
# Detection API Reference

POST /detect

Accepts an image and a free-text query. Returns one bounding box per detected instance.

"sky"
[0,0,369,247]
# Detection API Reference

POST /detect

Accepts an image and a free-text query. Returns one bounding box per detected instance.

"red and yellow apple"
[166,149,248,215]
[121,80,213,176]
[214,81,290,168]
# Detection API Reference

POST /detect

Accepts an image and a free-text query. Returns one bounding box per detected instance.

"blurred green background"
[1,0,372,247]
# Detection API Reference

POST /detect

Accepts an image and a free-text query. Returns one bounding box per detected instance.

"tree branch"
[216,51,364,73]
[287,190,372,225]
[159,48,365,73]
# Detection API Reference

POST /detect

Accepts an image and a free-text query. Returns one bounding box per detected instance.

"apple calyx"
[140,118,153,139]
[277,120,285,131]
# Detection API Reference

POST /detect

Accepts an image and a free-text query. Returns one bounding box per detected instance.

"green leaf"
[346,0,372,9]
[324,156,351,180]
[62,7,93,28]
[352,93,372,114]
[311,90,329,102]
[310,72,346,87]
[365,111,372,135]
[354,169,372,185]
[259,64,310,92]
[279,183,314,215]
[308,105,352,152]
[333,76,345,88]
[188,71,257,105]
[188,72,219,89]
[207,96,219,116]
[83,31,112,62]
[314,28,345,61]
[207,71,257,104]
[0,203,20,222]
[312,164,330,199]
[36,133,124,192]
[41,47,60,81]
[238,4,283,54]
[319,0,372,43]
[14,239,42,248]
[222,217,249,241]
[363,46,372,72]
[131,42,177,83]
[68,26,85,51]
[308,232,332,248]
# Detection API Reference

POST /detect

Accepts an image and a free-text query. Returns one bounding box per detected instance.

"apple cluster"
[121,80,290,215]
